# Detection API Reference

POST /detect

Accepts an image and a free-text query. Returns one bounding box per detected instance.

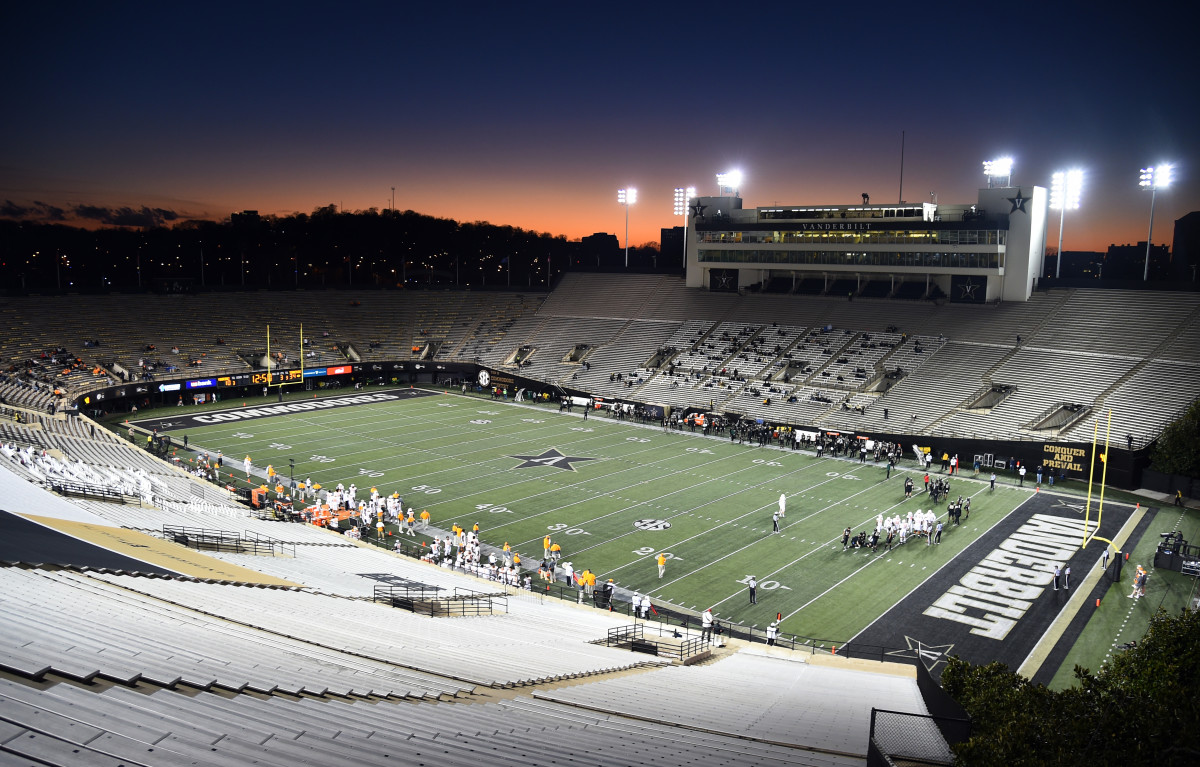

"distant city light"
[983,157,1013,187]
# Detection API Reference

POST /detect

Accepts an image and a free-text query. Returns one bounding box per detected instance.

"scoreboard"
[250,369,304,385]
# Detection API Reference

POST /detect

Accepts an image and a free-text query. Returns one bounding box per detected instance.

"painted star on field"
[886,636,956,673]
[507,448,597,472]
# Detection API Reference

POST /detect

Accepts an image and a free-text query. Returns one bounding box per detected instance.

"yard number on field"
[633,547,682,560]
[547,523,591,536]
[737,574,791,590]
[411,484,441,494]
[475,503,513,514]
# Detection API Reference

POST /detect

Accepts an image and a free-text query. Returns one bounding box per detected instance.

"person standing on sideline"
[766,621,778,646]
[1101,547,1110,570]
[1176,490,1185,507]
[778,493,786,518]
[657,552,666,578]
[701,608,714,642]
[1052,565,1061,591]
[1018,464,1027,486]
[924,472,931,494]
[1036,465,1043,485]
[772,510,780,533]
[990,472,997,491]
[748,576,757,604]
[935,520,943,544]
[244,455,252,478]
[1064,565,1071,590]
[950,455,958,475]
[420,509,430,530]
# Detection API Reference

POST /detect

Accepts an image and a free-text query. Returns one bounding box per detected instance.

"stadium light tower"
[716,170,743,196]
[1049,169,1083,278]
[617,187,637,268]
[1139,164,1173,281]
[983,157,1013,188]
[673,186,696,270]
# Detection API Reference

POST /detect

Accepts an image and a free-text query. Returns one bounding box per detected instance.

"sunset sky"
[2,3,1195,252]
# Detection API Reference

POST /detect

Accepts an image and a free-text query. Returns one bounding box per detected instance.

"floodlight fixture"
[1139,164,1173,190]
[1140,164,1174,280]
[617,187,637,268]
[673,186,696,216]
[983,157,1013,187]
[1050,169,1084,278]
[716,170,743,195]
[674,186,698,270]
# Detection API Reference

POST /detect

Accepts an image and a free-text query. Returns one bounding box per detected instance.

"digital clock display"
[251,369,303,385]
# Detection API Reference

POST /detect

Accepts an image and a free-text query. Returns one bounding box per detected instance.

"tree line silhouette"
[0,206,670,293]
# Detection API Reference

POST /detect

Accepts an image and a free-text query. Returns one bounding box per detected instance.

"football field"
[159,388,1034,641]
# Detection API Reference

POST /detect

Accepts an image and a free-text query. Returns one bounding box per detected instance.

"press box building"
[685,186,1048,303]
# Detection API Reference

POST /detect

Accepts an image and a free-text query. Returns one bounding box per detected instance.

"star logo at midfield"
[886,636,956,673]
[1007,190,1030,214]
[508,448,597,472]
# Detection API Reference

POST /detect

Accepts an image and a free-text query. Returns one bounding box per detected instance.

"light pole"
[617,187,637,268]
[673,186,696,271]
[1049,169,1083,278]
[983,157,1013,188]
[390,186,395,212]
[1139,164,1173,281]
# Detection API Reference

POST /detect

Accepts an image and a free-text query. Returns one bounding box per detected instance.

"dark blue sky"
[2,2,1195,251]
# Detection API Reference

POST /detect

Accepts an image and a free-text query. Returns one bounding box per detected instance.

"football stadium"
[2,260,1199,765]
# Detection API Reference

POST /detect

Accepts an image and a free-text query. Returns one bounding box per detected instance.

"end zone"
[849,492,1135,678]
[132,388,433,431]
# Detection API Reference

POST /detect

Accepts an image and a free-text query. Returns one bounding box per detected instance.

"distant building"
[1171,211,1200,284]
[659,226,685,271]
[1103,242,1170,281]
[230,210,260,226]
[578,232,620,270]
[684,187,1048,302]
[1055,251,1105,279]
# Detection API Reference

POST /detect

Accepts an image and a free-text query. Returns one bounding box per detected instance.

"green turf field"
[166,389,1033,639]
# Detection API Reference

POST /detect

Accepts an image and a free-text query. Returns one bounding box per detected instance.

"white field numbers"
[548,523,590,536]
[476,503,512,514]
[737,574,791,590]
[411,484,441,494]
[633,547,682,561]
